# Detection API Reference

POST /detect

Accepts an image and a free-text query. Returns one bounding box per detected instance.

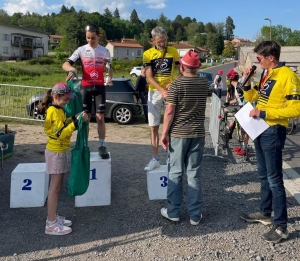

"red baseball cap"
[179,51,201,69]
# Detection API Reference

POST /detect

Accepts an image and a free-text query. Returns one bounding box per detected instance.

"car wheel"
[112,105,133,125]
[130,73,137,77]
[32,105,45,120]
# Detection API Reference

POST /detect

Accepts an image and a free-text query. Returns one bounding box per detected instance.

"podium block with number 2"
[10,163,49,208]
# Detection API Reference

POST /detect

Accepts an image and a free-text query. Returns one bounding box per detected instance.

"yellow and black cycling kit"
[143,46,179,91]
[244,65,300,127]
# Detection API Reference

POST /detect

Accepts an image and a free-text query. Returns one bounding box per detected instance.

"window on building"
[126,49,129,56]
[3,34,10,41]
[3,47,8,54]
[137,50,142,57]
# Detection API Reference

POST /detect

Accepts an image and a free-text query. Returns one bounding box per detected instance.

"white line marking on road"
[282,161,300,204]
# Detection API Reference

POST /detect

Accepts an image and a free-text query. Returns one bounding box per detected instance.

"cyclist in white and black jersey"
[62,24,113,159]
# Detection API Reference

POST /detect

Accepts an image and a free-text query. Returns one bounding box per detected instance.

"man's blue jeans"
[167,137,205,222]
[253,125,287,228]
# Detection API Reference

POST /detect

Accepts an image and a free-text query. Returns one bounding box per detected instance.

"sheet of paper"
[234,102,269,140]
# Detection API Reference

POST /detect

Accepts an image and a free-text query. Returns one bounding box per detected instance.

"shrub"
[114,64,121,70]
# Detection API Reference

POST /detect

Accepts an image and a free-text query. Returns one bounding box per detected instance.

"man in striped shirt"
[160,51,209,226]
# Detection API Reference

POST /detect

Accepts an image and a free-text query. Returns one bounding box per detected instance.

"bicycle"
[219,106,250,161]
[286,118,297,134]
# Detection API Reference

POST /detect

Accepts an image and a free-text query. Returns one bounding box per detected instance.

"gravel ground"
[0,113,300,261]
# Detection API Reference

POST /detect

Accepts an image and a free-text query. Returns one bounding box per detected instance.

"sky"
[1,0,300,41]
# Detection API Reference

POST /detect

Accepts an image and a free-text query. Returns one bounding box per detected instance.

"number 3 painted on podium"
[160,176,168,187]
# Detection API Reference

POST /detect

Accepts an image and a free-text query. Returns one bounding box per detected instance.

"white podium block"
[75,152,111,207]
[147,165,168,200]
[10,163,49,208]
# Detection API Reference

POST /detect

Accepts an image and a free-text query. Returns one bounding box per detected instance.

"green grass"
[0,60,134,87]
[0,60,212,125]
[0,59,212,87]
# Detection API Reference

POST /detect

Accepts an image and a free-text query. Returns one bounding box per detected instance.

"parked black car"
[26,77,142,125]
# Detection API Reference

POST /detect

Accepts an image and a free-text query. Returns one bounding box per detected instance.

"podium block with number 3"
[147,165,168,200]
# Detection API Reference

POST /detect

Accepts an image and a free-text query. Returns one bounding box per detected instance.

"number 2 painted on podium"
[22,179,32,190]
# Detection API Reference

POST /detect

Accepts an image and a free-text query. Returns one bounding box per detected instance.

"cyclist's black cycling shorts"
[81,85,106,114]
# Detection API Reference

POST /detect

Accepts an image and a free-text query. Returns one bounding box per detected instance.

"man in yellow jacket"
[240,41,300,244]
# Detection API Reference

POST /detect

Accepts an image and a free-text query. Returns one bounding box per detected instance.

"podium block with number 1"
[75,152,111,207]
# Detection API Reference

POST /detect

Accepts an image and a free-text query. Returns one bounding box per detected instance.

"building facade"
[0,23,49,61]
[105,41,144,60]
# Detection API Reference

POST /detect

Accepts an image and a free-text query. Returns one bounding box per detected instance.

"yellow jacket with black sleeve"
[44,105,77,153]
[244,64,300,127]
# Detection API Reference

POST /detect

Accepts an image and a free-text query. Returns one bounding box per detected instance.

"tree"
[130,9,140,24]
[10,12,23,25]
[59,5,69,14]
[69,6,76,13]
[186,22,200,39]
[144,19,157,37]
[205,22,217,34]
[286,30,300,46]
[225,16,235,40]
[136,31,151,49]
[0,9,10,24]
[259,24,300,46]
[181,17,193,27]
[222,41,236,57]
[207,33,224,56]
[175,27,186,43]
[103,7,112,18]
[157,13,172,39]
[129,9,143,34]
[215,22,225,37]
[113,8,120,19]
[174,15,183,24]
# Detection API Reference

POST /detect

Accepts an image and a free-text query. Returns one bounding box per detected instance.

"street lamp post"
[264,18,272,40]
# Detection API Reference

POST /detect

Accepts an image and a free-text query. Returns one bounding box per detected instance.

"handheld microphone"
[240,65,257,87]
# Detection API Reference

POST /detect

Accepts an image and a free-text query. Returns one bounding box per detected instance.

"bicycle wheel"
[219,118,226,131]
[240,128,249,161]
[231,122,242,147]
[219,119,229,150]
[286,118,295,135]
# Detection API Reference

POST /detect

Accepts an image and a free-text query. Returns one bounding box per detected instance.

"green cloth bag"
[68,115,90,197]
[64,76,83,118]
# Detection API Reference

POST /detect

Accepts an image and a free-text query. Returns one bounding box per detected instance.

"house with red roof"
[105,39,144,60]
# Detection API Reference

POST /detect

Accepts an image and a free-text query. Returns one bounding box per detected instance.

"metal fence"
[208,93,222,156]
[0,83,48,121]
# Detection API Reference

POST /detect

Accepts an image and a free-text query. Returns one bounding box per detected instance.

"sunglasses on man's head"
[85,25,99,33]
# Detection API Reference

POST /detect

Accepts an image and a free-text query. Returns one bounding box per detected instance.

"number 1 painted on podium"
[90,168,97,180]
